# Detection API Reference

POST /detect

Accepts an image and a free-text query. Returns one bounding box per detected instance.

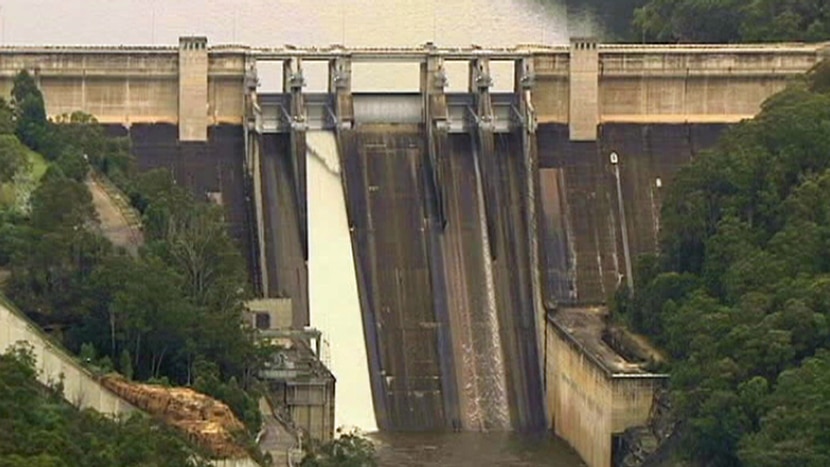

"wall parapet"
[0,37,822,138]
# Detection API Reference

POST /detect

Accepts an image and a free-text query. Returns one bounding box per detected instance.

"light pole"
[611,152,633,291]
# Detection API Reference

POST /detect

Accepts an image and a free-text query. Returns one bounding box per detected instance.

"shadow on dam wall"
[536,123,730,306]
[260,134,309,327]
[338,124,545,432]
[104,124,255,282]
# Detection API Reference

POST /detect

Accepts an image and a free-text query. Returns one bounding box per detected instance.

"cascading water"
[306,130,377,432]
[471,146,511,430]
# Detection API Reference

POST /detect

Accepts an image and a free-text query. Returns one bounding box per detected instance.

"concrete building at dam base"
[2,35,827,466]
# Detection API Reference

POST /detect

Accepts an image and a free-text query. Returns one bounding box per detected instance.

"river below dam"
[5,0,598,463]
[371,432,584,466]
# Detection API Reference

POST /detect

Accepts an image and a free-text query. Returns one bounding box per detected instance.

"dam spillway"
[334,120,545,430]
[5,37,825,441]
[306,130,377,431]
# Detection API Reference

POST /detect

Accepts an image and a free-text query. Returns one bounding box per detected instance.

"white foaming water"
[472,148,511,429]
[306,130,377,432]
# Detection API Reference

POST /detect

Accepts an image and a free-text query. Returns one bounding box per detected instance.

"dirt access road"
[86,175,144,256]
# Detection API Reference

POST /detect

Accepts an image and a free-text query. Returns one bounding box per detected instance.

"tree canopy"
[0,70,263,437]
[300,430,378,467]
[0,344,208,467]
[618,66,830,465]
[0,134,31,184]
[571,0,830,43]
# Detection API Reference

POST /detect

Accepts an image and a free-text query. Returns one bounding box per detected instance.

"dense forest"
[567,0,830,43]
[563,1,830,464]
[0,70,263,437]
[0,344,208,467]
[616,62,830,465]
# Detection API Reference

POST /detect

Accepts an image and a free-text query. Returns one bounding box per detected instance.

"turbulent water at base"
[8,0,597,462]
[307,130,377,432]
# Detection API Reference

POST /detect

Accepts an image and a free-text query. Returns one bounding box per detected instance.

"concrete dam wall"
[259,133,309,326]
[537,122,729,304]
[337,124,543,430]
[104,123,256,286]
[8,37,828,440]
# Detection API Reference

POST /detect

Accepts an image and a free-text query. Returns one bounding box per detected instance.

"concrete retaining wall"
[546,317,614,467]
[0,299,136,416]
[545,312,666,467]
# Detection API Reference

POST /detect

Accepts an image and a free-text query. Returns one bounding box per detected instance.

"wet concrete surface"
[340,125,447,430]
[489,132,546,431]
[537,123,729,305]
[260,134,309,327]
[441,134,508,430]
[340,126,545,431]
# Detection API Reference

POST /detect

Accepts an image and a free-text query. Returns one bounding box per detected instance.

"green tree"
[0,345,207,467]
[621,65,830,465]
[633,0,743,42]
[0,134,31,183]
[301,430,378,467]
[29,172,95,233]
[633,0,830,43]
[0,97,17,135]
[11,70,47,152]
[739,351,830,467]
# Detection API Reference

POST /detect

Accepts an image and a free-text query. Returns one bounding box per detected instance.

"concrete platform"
[545,307,668,467]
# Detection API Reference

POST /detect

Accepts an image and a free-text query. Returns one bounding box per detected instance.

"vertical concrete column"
[569,38,599,141]
[243,56,269,297]
[470,57,500,259]
[178,36,208,142]
[328,56,354,131]
[284,57,309,263]
[421,53,449,228]
[516,56,547,425]
[420,52,462,431]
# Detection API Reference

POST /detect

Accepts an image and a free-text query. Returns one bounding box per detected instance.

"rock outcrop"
[100,375,248,459]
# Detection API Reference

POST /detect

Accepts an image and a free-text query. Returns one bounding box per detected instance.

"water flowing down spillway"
[470,147,511,430]
[307,130,377,432]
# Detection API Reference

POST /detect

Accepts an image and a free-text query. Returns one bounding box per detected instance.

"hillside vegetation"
[617,62,830,466]
[569,0,830,43]
[0,70,265,452]
[0,344,209,467]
